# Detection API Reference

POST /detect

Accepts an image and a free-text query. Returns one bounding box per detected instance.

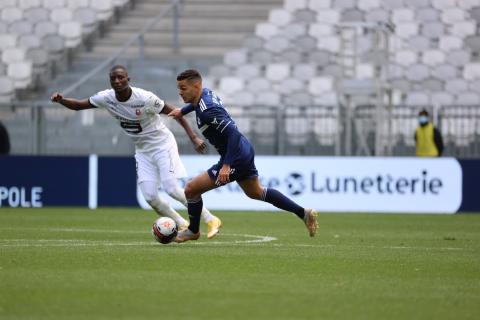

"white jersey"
[89,87,174,152]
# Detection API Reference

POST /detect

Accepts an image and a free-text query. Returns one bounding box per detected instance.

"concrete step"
[95,32,248,47]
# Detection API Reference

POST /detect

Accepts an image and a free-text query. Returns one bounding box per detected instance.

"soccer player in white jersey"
[50,65,222,238]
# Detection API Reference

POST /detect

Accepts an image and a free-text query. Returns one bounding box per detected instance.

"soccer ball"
[152,217,178,244]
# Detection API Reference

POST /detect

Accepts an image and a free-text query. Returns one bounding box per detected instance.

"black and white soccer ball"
[152,217,178,244]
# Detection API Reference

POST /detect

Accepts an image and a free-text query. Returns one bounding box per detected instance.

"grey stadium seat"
[293,63,317,81]
[416,8,440,22]
[406,64,429,82]
[1,7,23,23]
[365,9,389,22]
[465,36,480,52]
[422,78,444,91]
[446,50,470,67]
[8,21,33,36]
[235,64,261,79]
[294,9,317,23]
[341,9,365,22]
[18,34,42,50]
[246,77,271,93]
[431,92,454,105]
[278,78,304,95]
[7,61,32,89]
[24,7,49,24]
[432,64,457,80]
[293,35,317,52]
[243,36,264,50]
[333,0,355,9]
[445,79,468,94]
[0,76,15,102]
[250,50,273,64]
[404,0,430,8]
[381,0,404,9]
[279,49,303,64]
[439,36,462,51]
[34,21,57,37]
[282,23,307,40]
[408,36,431,51]
[264,36,290,53]
[421,22,445,39]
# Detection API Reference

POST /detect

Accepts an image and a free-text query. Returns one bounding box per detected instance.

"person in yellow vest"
[414,109,444,157]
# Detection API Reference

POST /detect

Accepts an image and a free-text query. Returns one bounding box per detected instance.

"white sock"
[139,181,188,228]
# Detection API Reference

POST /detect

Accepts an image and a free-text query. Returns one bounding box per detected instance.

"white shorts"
[135,144,187,187]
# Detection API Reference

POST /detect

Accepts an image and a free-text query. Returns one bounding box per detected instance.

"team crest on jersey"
[135,109,141,116]
[211,117,218,125]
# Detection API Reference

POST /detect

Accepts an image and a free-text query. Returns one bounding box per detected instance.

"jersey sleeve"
[88,90,107,109]
[181,104,194,115]
[145,93,165,114]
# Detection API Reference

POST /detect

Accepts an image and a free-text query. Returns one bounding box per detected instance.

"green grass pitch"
[1,208,479,320]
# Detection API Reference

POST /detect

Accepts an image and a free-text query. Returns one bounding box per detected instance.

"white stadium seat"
[42,0,66,10]
[406,64,430,82]
[243,36,264,50]
[280,49,303,64]
[395,23,419,39]
[58,21,82,47]
[283,23,307,40]
[416,8,439,22]
[254,92,281,106]
[91,0,114,21]
[406,92,430,105]
[308,77,333,95]
[24,7,49,24]
[0,1,18,9]
[432,0,456,10]
[432,64,456,80]
[355,63,374,79]
[315,92,338,105]
[358,0,381,11]
[316,36,340,52]
[293,63,316,81]
[34,21,57,37]
[439,36,462,51]
[333,0,355,9]
[316,9,340,24]
[250,50,273,64]
[284,0,307,12]
[255,23,278,39]
[450,22,476,37]
[246,77,271,93]
[308,23,333,38]
[463,63,480,80]
[235,64,261,79]
[50,8,73,23]
[231,91,255,107]
[0,76,15,102]
[268,9,292,27]
[74,8,98,34]
[1,7,23,23]
[456,93,480,105]
[394,50,417,66]
[209,64,231,78]
[223,49,247,66]
[381,0,403,9]
[422,22,445,38]
[408,36,431,51]
[445,79,468,94]
[446,50,470,67]
[308,0,332,11]
[279,78,304,95]
[7,61,32,88]
[458,0,480,10]
[392,9,414,24]
[265,63,290,82]
[0,34,17,51]
[264,36,290,53]
[219,77,245,95]
[421,50,445,66]
[2,48,26,64]
[365,9,389,22]
[441,8,465,24]
[422,78,444,91]
[8,21,32,35]
[19,0,41,9]
[431,92,454,105]
[67,0,89,9]
[388,64,404,79]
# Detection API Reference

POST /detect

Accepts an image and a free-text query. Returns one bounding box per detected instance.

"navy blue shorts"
[207,152,259,183]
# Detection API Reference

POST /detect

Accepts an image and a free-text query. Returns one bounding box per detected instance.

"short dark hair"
[177,69,202,82]
[110,64,128,74]
[419,109,429,116]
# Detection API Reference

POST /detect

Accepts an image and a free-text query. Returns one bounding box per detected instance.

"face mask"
[418,116,429,125]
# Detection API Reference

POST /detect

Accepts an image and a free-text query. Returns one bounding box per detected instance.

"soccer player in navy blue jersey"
[169,69,318,242]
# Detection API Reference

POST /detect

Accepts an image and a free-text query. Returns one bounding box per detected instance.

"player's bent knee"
[244,189,263,200]
[184,181,200,200]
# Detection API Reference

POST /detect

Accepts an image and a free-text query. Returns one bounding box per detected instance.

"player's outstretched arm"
[50,92,94,111]
[164,103,206,154]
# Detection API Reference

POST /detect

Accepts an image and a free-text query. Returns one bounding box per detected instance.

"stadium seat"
[209,64,231,78]
[422,78,444,91]
[316,36,340,52]
[34,21,57,37]
[293,63,316,80]
[235,64,261,79]
[250,49,273,64]
[24,7,49,24]
[285,116,310,146]
[74,8,98,35]
[381,0,404,9]
[441,8,465,24]
[224,49,247,66]
[471,6,480,22]
[396,23,419,39]
[422,22,445,38]
[451,21,476,37]
[255,22,278,39]
[279,78,304,95]
[0,76,15,102]
[439,36,462,51]
[406,92,429,105]
[294,9,317,23]
[265,63,290,82]
[341,9,365,22]
[1,48,26,64]
[358,0,381,11]
[1,7,23,23]
[465,36,480,52]
[254,91,281,106]
[308,0,332,11]
[284,0,307,11]
[18,34,42,50]
[406,64,429,81]
[408,36,431,51]
[58,21,82,47]
[323,64,343,78]
[445,79,468,94]
[431,92,454,105]
[283,23,307,40]
[394,50,417,66]
[456,93,480,105]
[264,36,290,53]
[7,61,32,88]
[446,50,470,66]
[294,35,317,52]
[231,91,254,107]
[463,63,480,80]
[66,0,89,9]
[90,0,114,21]
[309,23,334,38]
[268,9,292,27]
[365,9,389,22]
[0,34,17,51]
[9,20,33,36]
[243,36,264,50]
[432,0,457,10]
[308,77,333,95]
[392,8,414,23]
[284,91,313,106]
[316,9,340,24]
[432,64,456,80]
[246,77,271,93]
[279,49,303,64]
[219,77,245,95]
[421,50,445,66]
[416,8,439,22]
[44,0,67,9]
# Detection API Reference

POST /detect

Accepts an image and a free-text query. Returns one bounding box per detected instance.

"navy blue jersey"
[181,88,253,166]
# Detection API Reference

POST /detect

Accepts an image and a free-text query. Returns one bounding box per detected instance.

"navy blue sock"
[187,197,203,233]
[262,188,305,219]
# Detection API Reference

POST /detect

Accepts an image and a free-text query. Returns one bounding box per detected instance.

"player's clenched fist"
[51,92,63,103]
